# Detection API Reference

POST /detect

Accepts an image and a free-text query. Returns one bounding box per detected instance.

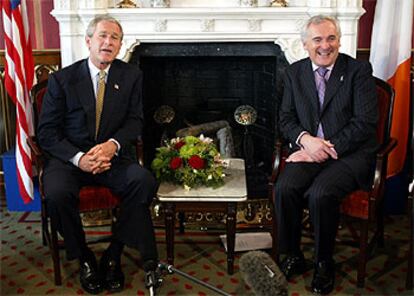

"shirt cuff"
[108,138,121,155]
[296,131,309,148]
[69,152,85,167]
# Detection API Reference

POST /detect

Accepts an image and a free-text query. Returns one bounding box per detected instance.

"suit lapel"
[302,60,319,118]
[75,60,96,138]
[321,54,346,114]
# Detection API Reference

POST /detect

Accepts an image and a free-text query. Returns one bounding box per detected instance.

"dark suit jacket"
[37,59,143,162]
[279,53,378,189]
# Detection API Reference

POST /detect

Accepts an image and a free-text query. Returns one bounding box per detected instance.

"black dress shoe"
[311,260,335,295]
[99,251,125,293]
[79,255,103,295]
[280,253,306,280]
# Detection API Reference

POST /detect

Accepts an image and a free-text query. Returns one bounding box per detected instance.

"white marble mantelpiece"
[52,0,365,67]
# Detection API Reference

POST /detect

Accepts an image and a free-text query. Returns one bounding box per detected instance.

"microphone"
[239,251,288,296]
[157,262,231,296]
[143,260,163,296]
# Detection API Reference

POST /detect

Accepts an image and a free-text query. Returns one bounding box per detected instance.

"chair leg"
[178,212,185,234]
[377,201,385,247]
[41,218,48,247]
[271,199,279,263]
[50,219,62,286]
[407,228,413,289]
[406,196,413,289]
[111,208,117,234]
[357,220,369,288]
[41,203,48,247]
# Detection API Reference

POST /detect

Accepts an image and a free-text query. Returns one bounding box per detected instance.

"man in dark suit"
[275,15,378,294]
[37,15,159,294]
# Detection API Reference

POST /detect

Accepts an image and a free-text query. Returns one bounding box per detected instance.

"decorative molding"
[154,19,168,32]
[200,19,215,32]
[247,19,262,32]
[121,39,141,62]
[275,37,306,64]
[51,2,365,67]
[240,0,258,7]
[151,0,170,8]
[54,0,76,9]
[151,198,273,228]
[34,64,60,84]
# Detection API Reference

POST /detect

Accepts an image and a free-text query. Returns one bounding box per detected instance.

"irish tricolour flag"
[369,0,413,177]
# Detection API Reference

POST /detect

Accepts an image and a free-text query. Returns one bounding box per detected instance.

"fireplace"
[129,42,288,197]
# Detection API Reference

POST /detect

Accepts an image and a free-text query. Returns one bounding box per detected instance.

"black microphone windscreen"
[239,251,288,296]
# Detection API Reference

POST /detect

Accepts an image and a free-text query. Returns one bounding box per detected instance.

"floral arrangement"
[151,135,226,189]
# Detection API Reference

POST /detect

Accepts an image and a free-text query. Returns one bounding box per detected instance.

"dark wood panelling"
[0,50,61,69]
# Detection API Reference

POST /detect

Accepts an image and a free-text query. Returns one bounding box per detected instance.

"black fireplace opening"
[129,42,288,198]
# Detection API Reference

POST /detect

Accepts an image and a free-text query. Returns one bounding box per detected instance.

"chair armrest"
[409,178,414,199]
[27,136,42,158]
[270,140,283,183]
[27,136,44,170]
[268,139,286,200]
[376,137,398,160]
[370,137,398,203]
[27,137,45,197]
[135,138,144,166]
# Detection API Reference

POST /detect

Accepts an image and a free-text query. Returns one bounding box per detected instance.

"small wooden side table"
[157,158,247,275]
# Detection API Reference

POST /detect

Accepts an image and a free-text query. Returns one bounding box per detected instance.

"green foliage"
[151,135,226,189]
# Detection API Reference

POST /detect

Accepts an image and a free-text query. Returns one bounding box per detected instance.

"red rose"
[170,157,183,170]
[188,155,205,170]
[174,141,185,150]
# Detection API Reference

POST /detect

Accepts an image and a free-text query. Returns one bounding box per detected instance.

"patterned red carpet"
[0,204,412,295]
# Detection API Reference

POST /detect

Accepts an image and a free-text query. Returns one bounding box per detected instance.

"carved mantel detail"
[275,38,307,64]
[51,0,365,67]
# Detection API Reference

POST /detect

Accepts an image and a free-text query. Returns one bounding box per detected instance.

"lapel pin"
[114,84,119,90]
[340,75,344,82]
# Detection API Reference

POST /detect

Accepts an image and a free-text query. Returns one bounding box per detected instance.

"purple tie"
[315,67,329,138]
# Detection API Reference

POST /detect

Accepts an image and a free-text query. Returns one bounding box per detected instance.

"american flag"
[1,0,34,203]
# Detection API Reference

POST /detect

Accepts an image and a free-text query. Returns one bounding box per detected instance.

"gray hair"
[86,15,124,40]
[300,15,341,43]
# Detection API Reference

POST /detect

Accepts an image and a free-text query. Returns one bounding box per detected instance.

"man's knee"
[45,189,78,212]
[306,183,339,209]
[275,176,298,198]
[126,165,157,204]
[129,166,156,188]
[44,181,78,204]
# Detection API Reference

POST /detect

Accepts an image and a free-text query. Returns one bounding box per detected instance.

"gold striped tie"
[95,70,106,138]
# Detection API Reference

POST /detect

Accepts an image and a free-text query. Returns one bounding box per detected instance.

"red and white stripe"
[1,0,35,203]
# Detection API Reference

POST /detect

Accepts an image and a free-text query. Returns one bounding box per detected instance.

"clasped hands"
[79,141,118,174]
[286,134,338,163]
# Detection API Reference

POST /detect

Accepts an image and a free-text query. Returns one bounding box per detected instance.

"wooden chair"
[268,77,397,288]
[28,79,144,286]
